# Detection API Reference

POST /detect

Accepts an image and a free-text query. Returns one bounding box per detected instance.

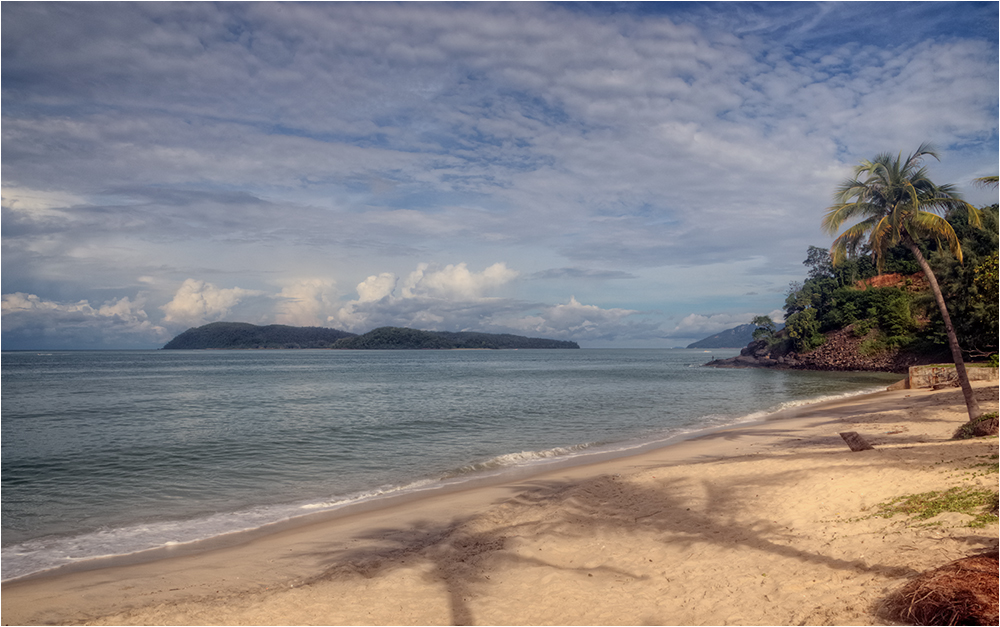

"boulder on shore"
[705,327,943,374]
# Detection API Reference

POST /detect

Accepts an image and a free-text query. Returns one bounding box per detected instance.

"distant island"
[686,323,757,349]
[163,322,579,350]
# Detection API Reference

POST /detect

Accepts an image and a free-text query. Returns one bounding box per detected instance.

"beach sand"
[3,382,997,626]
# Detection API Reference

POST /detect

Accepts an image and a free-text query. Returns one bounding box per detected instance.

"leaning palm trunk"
[904,240,982,420]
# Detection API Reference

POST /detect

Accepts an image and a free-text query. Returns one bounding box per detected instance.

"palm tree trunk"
[905,241,982,420]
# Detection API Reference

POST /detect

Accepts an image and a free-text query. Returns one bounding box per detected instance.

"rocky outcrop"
[706,326,943,374]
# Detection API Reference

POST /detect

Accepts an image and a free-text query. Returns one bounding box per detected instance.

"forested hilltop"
[710,204,998,372]
[163,322,579,350]
[333,327,579,349]
[162,322,355,349]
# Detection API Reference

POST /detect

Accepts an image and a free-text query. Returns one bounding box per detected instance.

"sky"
[2,1,998,350]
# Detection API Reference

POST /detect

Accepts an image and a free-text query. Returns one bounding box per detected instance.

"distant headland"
[162,322,579,350]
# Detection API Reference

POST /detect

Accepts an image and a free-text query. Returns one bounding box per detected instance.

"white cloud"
[493,296,650,342]
[160,279,264,326]
[329,262,520,333]
[323,262,654,342]
[356,273,398,303]
[401,262,519,300]
[1,292,169,348]
[0,186,83,217]
[540,296,636,331]
[273,279,339,327]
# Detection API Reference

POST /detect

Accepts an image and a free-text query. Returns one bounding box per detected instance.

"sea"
[1,348,901,581]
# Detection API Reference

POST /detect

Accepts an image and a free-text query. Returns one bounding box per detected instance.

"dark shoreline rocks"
[705,327,944,374]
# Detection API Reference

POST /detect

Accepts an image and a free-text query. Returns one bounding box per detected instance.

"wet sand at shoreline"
[3,382,997,626]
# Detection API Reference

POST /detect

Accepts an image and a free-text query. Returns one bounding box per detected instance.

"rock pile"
[706,327,942,374]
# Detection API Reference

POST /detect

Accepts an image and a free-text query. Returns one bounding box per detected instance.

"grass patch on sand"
[940,454,1000,481]
[868,487,999,528]
[967,454,999,475]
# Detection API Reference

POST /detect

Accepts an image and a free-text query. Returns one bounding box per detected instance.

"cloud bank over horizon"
[3,2,997,349]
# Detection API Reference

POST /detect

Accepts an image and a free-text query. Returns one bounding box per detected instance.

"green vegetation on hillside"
[163,323,579,350]
[927,204,1000,359]
[333,327,579,349]
[435,331,579,350]
[331,327,453,350]
[768,203,998,362]
[163,322,355,349]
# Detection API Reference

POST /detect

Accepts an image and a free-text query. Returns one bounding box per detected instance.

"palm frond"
[908,142,940,166]
[825,142,971,271]
[832,179,869,204]
[923,201,978,231]
[908,211,963,262]
[973,175,999,189]
[871,213,898,246]
[958,202,984,230]
[822,200,878,235]
[920,189,969,219]
[829,216,882,265]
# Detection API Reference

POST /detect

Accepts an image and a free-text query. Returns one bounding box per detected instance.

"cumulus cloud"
[273,279,339,327]
[1,292,170,349]
[330,263,520,333]
[535,297,636,332]
[160,279,264,327]
[322,261,658,342]
[401,262,519,300]
[492,296,658,342]
[356,273,398,303]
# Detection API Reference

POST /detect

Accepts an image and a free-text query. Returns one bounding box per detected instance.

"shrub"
[785,308,825,352]
[953,412,1000,440]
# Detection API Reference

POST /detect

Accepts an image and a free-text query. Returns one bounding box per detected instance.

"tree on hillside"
[822,143,984,420]
[928,204,999,360]
[803,245,835,280]
[751,315,777,342]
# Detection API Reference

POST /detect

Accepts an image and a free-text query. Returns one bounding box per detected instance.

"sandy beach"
[3,381,997,626]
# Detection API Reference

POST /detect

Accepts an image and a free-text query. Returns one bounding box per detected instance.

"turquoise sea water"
[1,349,899,580]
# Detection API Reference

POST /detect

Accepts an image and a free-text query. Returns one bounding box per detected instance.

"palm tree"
[822,143,984,420]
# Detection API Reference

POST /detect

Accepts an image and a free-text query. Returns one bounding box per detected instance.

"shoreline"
[3,381,997,625]
[0,379,894,585]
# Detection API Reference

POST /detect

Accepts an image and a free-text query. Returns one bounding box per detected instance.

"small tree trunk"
[905,242,982,420]
[840,431,875,451]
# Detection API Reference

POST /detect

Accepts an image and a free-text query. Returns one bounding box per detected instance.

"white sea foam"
[2,506,297,581]
[298,478,442,510]
[447,444,595,476]
[741,385,889,420]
